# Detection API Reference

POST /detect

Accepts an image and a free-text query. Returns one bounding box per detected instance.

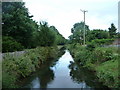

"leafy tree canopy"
[2,2,38,48]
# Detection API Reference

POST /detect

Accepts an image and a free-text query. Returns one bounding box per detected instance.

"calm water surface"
[22,50,109,89]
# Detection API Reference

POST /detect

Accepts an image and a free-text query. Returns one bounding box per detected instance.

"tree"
[108,23,117,38]
[2,2,38,48]
[2,2,66,52]
[117,32,120,38]
[50,26,66,45]
[2,36,24,52]
[50,26,59,33]
[70,22,90,44]
[36,21,55,46]
[87,29,109,41]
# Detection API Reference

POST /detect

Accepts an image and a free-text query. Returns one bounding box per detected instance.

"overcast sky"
[23,0,119,39]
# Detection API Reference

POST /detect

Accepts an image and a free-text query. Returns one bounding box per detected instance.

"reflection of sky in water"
[50,50,74,76]
[31,77,40,88]
[48,50,91,88]
[24,77,40,88]
[25,50,91,88]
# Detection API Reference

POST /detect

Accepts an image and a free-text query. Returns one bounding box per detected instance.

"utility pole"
[81,9,88,46]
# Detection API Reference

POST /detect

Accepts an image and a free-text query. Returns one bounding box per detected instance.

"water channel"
[21,50,109,89]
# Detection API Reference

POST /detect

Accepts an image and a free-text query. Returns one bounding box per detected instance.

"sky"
[23,0,119,39]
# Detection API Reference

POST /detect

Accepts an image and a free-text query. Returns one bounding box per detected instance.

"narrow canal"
[21,50,109,89]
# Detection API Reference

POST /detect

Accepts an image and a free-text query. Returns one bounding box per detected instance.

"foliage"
[50,26,66,45]
[87,39,114,47]
[91,47,118,64]
[2,2,66,52]
[2,46,60,88]
[36,22,55,46]
[68,22,117,45]
[69,44,118,65]
[87,29,110,42]
[86,43,96,51]
[2,36,24,53]
[2,2,38,48]
[68,44,119,88]
[2,71,18,88]
[108,23,117,38]
[69,22,90,44]
[117,32,120,38]
[96,60,119,88]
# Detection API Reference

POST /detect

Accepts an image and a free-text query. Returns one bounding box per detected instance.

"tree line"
[2,2,119,52]
[2,2,66,52]
[68,22,119,45]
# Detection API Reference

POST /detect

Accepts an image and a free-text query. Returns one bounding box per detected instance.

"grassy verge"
[67,43,119,88]
[2,46,64,88]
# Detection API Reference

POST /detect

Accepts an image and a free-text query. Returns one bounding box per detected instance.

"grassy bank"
[67,44,119,88]
[2,46,65,88]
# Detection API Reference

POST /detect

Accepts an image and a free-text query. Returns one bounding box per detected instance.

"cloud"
[23,0,118,38]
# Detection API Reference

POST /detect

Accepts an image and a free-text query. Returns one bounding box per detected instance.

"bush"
[69,44,90,65]
[89,39,114,46]
[2,36,24,53]
[96,60,119,88]
[2,46,61,88]
[68,44,119,88]
[2,71,18,88]
[86,43,96,51]
[92,47,118,64]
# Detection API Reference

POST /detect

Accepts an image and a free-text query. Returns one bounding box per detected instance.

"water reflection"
[23,60,55,88]
[39,68,54,88]
[47,50,88,88]
[21,50,110,89]
[69,61,110,89]
[21,49,65,88]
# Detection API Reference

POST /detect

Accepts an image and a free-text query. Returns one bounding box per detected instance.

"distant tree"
[108,23,117,38]
[118,32,120,38]
[50,26,66,45]
[70,22,90,44]
[69,22,113,44]
[37,21,55,46]
[87,29,109,41]
[50,26,59,33]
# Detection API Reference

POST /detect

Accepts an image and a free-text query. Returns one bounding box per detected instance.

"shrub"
[68,44,119,88]
[89,39,114,46]
[2,71,18,88]
[2,36,24,53]
[92,47,118,64]
[86,43,96,51]
[2,46,61,88]
[96,60,119,88]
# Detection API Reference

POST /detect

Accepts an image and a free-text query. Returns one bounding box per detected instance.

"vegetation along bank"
[2,46,65,88]
[67,44,120,88]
